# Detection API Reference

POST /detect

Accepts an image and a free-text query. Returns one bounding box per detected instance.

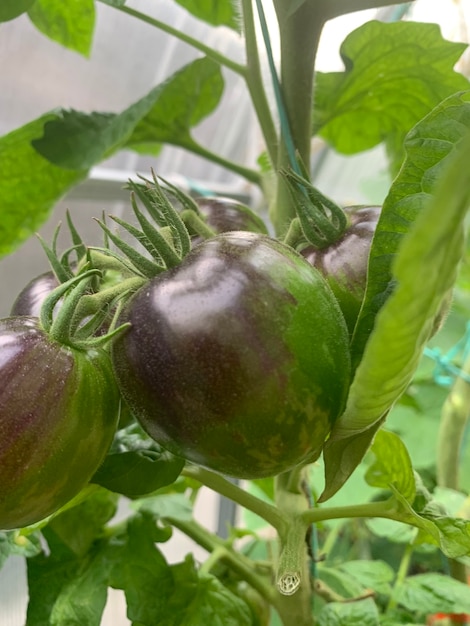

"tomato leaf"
[337,560,394,597]
[28,0,95,57]
[0,115,87,257]
[317,597,380,626]
[107,513,252,626]
[395,573,470,615]
[314,21,469,168]
[0,530,42,570]
[364,430,416,503]
[32,57,224,169]
[321,97,470,500]
[0,0,36,21]
[173,0,241,31]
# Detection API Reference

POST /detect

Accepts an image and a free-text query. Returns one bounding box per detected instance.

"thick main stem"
[270,1,328,234]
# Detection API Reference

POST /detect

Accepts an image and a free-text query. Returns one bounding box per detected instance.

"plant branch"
[167,515,278,606]
[301,498,397,525]
[99,2,246,76]
[241,0,279,168]
[182,466,287,532]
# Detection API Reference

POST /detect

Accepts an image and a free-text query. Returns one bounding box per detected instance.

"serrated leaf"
[365,430,416,503]
[317,597,380,626]
[32,57,224,170]
[338,560,394,596]
[0,115,87,257]
[321,96,470,500]
[396,573,470,614]
[174,0,240,31]
[314,21,469,163]
[0,0,36,21]
[28,0,95,57]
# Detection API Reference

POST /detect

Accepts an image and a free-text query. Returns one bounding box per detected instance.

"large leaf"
[364,430,416,503]
[28,0,95,57]
[173,0,241,31]
[321,101,470,500]
[0,115,87,257]
[124,56,225,153]
[32,57,224,169]
[0,0,36,21]
[314,21,468,167]
[396,573,470,614]
[317,597,380,626]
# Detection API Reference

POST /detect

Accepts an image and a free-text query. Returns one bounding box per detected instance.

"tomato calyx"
[281,167,348,249]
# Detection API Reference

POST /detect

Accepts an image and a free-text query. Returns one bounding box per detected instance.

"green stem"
[270,1,328,234]
[282,217,304,248]
[167,515,278,607]
[176,138,262,186]
[301,498,397,526]
[386,541,414,613]
[274,471,315,626]
[182,466,286,532]
[241,0,279,168]
[436,352,470,584]
[100,2,245,76]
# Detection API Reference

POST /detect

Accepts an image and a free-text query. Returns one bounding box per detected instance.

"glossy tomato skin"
[11,270,59,317]
[301,206,380,333]
[0,317,120,529]
[193,197,268,244]
[112,231,351,479]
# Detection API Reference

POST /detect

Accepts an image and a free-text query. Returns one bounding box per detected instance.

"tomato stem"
[182,466,287,532]
[180,209,217,241]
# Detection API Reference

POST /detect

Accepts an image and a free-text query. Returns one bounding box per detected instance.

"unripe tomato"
[195,196,268,237]
[112,232,351,479]
[301,206,380,333]
[11,270,59,317]
[0,317,120,529]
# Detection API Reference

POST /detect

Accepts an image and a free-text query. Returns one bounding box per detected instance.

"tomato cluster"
[0,191,373,528]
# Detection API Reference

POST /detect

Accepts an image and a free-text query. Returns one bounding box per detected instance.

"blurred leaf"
[33,58,224,170]
[174,0,241,31]
[26,528,109,626]
[108,513,252,625]
[28,0,95,57]
[98,0,126,6]
[365,430,416,503]
[314,21,468,167]
[0,0,36,21]
[321,98,470,501]
[0,530,42,570]
[125,57,224,154]
[317,597,380,625]
[0,115,87,257]
[396,573,470,614]
[337,560,394,596]
[132,492,193,522]
[48,488,118,557]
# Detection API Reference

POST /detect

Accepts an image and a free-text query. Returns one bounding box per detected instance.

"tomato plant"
[1,2,470,626]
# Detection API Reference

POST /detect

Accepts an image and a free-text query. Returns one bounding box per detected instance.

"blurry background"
[0,0,468,623]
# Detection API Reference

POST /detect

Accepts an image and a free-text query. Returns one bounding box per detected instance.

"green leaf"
[98,0,126,6]
[32,58,224,170]
[125,57,224,153]
[133,492,194,522]
[0,114,87,257]
[0,0,36,21]
[91,423,184,498]
[396,573,470,614]
[365,430,416,503]
[338,560,395,596]
[108,513,252,626]
[321,94,470,500]
[173,0,241,31]
[48,488,119,557]
[314,21,469,163]
[0,530,42,570]
[28,0,95,57]
[317,597,380,626]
